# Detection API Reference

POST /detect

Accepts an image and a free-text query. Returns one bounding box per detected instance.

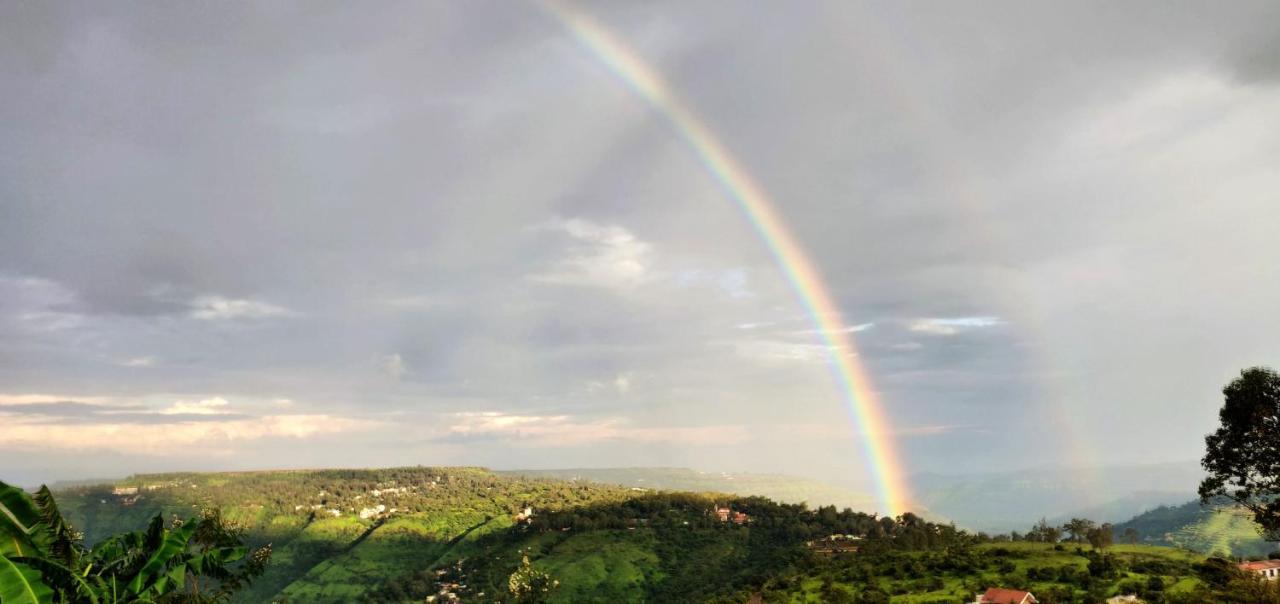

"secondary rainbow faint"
[542,0,912,515]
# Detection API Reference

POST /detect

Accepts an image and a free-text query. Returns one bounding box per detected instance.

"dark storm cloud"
[1,0,1278,484]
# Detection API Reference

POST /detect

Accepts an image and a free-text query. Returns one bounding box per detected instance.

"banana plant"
[0,480,270,604]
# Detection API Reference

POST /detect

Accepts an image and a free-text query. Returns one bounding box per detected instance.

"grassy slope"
[536,530,664,603]
[1114,498,1272,558]
[273,512,501,602]
[1168,507,1268,557]
[51,467,639,603]
[236,515,368,602]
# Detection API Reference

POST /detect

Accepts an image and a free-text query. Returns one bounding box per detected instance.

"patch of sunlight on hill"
[1170,508,1268,557]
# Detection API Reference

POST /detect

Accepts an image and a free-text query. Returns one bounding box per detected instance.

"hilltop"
[499,467,881,513]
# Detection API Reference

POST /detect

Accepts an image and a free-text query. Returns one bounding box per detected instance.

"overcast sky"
[2,1,1278,494]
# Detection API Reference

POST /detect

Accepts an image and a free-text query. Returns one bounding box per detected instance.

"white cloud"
[796,322,874,335]
[733,339,848,363]
[1066,73,1256,154]
[529,218,652,290]
[0,393,113,406]
[908,316,1002,336]
[584,372,633,395]
[674,268,753,298]
[613,373,632,394]
[0,414,377,455]
[0,392,377,455]
[160,396,232,415]
[121,356,157,367]
[444,412,746,447]
[380,353,407,380]
[189,296,292,321]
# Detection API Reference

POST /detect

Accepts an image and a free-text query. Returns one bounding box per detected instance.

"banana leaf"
[125,520,199,596]
[0,482,43,558]
[0,553,53,604]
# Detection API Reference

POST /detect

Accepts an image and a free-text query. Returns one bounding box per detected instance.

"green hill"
[500,467,880,512]
[53,466,900,602]
[53,467,638,602]
[1114,498,1273,558]
[44,466,1220,603]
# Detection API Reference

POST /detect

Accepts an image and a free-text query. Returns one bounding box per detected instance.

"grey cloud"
[1,1,1278,484]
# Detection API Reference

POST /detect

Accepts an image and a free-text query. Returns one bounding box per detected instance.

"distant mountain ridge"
[911,461,1201,532]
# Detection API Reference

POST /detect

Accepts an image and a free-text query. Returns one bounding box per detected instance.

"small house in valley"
[975,588,1038,604]
[1239,559,1280,580]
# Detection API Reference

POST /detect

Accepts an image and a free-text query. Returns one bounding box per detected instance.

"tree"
[508,555,559,603]
[1199,367,1280,539]
[1063,518,1096,543]
[1031,518,1062,543]
[0,479,270,604]
[1123,527,1140,544]
[1086,523,1114,550]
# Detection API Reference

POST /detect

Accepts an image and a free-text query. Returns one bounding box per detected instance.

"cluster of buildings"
[805,534,861,555]
[424,560,476,603]
[359,504,388,520]
[713,506,750,525]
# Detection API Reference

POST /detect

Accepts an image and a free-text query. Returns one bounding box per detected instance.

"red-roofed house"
[975,588,1038,604]
[1239,559,1280,580]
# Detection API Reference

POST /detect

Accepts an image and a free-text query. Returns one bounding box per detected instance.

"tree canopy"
[1199,366,1280,540]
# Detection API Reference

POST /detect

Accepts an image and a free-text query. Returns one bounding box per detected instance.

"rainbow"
[543,1,912,515]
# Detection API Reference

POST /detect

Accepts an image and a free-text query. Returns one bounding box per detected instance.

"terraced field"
[1168,507,1267,557]
[1114,498,1273,558]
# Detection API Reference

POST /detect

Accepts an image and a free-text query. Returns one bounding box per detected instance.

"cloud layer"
[1,1,1278,487]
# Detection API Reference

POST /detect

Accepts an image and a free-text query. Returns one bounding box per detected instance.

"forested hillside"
[53,466,932,602]
[500,467,881,513]
[54,467,638,602]
[1114,498,1273,558]
[41,466,1266,603]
